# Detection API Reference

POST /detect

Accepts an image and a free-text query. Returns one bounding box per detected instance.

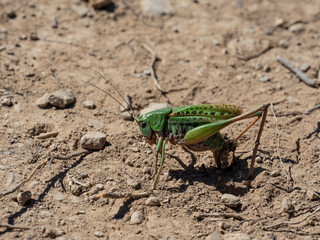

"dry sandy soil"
[1,0,320,239]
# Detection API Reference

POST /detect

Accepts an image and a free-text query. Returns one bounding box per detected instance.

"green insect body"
[137,103,268,189]
[84,69,269,190]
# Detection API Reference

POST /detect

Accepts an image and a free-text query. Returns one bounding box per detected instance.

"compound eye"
[141,122,147,128]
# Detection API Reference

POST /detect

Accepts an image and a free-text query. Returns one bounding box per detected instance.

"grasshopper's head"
[136,107,172,145]
[136,114,156,144]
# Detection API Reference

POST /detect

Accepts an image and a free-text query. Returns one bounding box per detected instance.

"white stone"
[289,23,305,34]
[36,93,50,108]
[281,197,294,212]
[140,0,174,16]
[224,233,251,240]
[145,197,161,206]
[80,132,106,150]
[48,89,76,108]
[130,211,144,224]
[206,232,221,240]
[306,190,320,200]
[221,194,240,208]
[83,100,96,109]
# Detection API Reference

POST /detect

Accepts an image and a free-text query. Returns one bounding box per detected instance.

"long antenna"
[82,67,137,121]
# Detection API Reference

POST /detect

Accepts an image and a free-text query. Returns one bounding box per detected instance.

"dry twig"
[277,56,316,87]
[276,104,320,117]
[94,191,150,199]
[0,149,91,198]
[0,224,31,230]
[36,131,59,139]
[264,206,320,230]
[195,212,244,220]
[142,44,166,94]
[271,103,294,191]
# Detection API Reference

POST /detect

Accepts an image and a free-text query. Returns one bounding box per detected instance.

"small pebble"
[224,233,250,240]
[259,75,271,82]
[218,222,227,230]
[236,75,243,81]
[125,158,134,166]
[95,184,104,191]
[127,178,141,189]
[16,191,32,206]
[30,32,39,41]
[213,39,220,46]
[145,197,161,206]
[263,65,271,72]
[130,211,144,224]
[7,10,17,19]
[54,193,66,201]
[1,97,13,106]
[221,193,240,208]
[270,170,280,177]
[278,39,289,48]
[91,0,112,9]
[94,231,104,238]
[281,197,294,212]
[256,156,263,163]
[206,232,221,240]
[41,210,53,218]
[142,166,151,174]
[72,5,90,17]
[80,132,106,150]
[266,27,273,35]
[131,146,139,152]
[74,210,86,216]
[306,190,320,200]
[20,34,27,40]
[83,100,96,109]
[122,111,132,121]
[289,23,305,34]
[300,63,310,72]
[70,185,81,196]
[140,0,174,16]
[44,228,65,238]
[48,89,76,108]
[318,70,320,81]
[52,18,58,28]
[36,93,50,108]
[274,18,285,27]
[268,233,276,240]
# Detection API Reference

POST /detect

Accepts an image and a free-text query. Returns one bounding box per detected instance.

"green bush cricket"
[85,68,270,189]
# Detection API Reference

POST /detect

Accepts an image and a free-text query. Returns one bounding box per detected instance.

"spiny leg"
[152,137,163,178]
[153,140,166,189]
[152,153,159,179]
[235,115,262,141]
[247,104,269,187]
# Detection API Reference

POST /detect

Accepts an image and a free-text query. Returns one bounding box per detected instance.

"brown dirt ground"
[1,0,320,239]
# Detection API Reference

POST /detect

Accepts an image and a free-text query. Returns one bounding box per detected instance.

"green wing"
[169,104,243,123]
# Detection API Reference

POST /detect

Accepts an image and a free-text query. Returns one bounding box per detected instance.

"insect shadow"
[304,121,320,139]
[2,154,88,233]
[166,150,266,197]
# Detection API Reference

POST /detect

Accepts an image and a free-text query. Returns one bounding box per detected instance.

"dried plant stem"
[142,44,166,94]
